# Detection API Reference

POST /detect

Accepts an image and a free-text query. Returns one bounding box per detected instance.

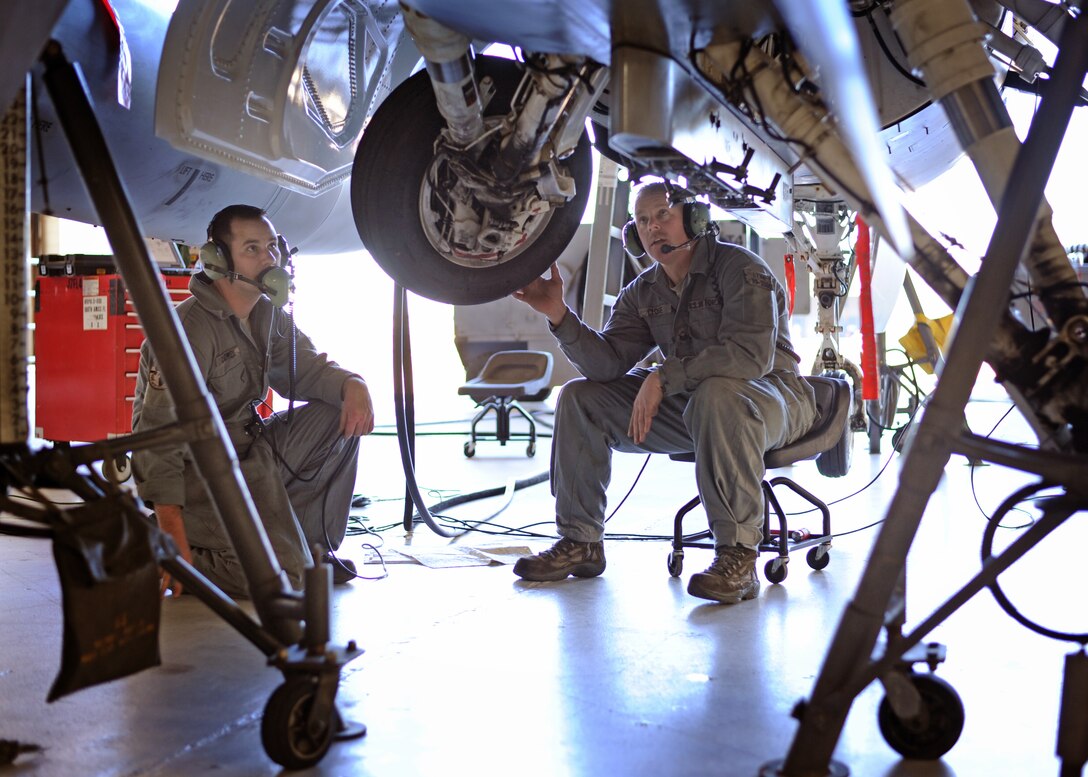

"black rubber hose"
[391,285,550,536]
[392,285,456,537]
[424,470,549,516]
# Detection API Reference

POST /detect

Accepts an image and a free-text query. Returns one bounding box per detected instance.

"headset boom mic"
[257,265,292,307]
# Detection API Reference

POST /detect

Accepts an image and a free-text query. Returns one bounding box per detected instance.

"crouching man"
[132,204,374,598]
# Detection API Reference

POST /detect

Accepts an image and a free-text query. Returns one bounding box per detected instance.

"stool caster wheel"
[667,551,684,577]
[526,441,536,457]
[764,558,788,584]
[464,442,475,458]
[807,545,831,570]
[877,673,964,760]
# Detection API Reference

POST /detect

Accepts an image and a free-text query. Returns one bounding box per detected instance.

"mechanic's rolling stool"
[458,350,553,457]
[666,374,852,583]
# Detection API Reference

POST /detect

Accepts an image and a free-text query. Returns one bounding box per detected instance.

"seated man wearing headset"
[132,204,374,598]
[511,181,817,604]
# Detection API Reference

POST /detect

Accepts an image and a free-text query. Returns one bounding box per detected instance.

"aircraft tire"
[351,56,593,305]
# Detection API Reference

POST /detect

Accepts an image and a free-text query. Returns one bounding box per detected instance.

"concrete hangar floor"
[1,372,1080,777]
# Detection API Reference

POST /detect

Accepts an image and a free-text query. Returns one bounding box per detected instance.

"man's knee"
[558,377,593,402]
[556,378,603,416]
[296,400,343,436]
[686,377,757,420]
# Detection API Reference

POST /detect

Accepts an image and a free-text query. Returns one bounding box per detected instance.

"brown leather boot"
[686,546,760,604]
[513,538,606,582]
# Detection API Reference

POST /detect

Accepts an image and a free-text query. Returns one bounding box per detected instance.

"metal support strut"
[764,6,1088,775]
[33,41,365,769]
[39,40,302,645]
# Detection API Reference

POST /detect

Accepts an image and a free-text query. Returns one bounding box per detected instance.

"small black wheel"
[764,558,788,584]
[807,546,831,570]
[261,678,335,770]
[103,454,133,484]
[463,442,475,458]
[667,552,683,577]
[878,673,964,760]
[526,441,536,457]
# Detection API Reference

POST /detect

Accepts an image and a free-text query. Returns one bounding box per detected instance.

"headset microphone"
[660,238,695,255]
[198,240,293,307]
[252,265,293,308]
[660,222,720,254]
[210,268,293,307]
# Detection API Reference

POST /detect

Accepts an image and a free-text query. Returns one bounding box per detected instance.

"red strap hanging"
[856,216,878,400]
[784,254,796,316]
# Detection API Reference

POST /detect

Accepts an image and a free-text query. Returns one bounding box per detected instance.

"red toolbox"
[33,256,195,443]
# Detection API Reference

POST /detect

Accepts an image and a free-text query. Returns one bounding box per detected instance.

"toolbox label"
[83,295,108,330]
[83,278,100,296]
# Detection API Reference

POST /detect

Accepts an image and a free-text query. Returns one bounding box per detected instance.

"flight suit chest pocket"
[205,346,248,393]
[687,294,722,340]
[638,303,676,347]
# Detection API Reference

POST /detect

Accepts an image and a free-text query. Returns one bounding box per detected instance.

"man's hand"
[628,371,665,445]
[155,504,192,597]
[512,262,568,326]
[340,377,375,437]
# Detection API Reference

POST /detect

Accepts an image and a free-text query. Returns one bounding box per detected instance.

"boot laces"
[711,547,752,575]
[541,538,580,559]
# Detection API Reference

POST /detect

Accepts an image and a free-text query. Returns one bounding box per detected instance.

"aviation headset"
[621,186,712,259]
[199,205,294,307]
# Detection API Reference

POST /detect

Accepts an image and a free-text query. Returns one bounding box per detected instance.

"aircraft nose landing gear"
[262,555,366,770]
[262,644,366,769]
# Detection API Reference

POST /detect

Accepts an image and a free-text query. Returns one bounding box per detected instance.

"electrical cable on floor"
[429,454,658,542]
[528,410,555,430]
[420,471,550,537]
[793,395,1035,542]
[430,452,664,543]
[864,348,929,435]
[256,420,366,583]
[2,492,84,506]
[346,540,389,580]
[979,480,1084,644]
[424,515,558,539]
[370,430,553,438]
[603,454,652,526]
[782,402,919,520]
[968,402,1038,530]
[367,410,555,437]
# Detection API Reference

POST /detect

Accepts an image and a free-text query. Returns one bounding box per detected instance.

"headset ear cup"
[621,220,645,258]
[683,201,711,239]
[199,240,229,280]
